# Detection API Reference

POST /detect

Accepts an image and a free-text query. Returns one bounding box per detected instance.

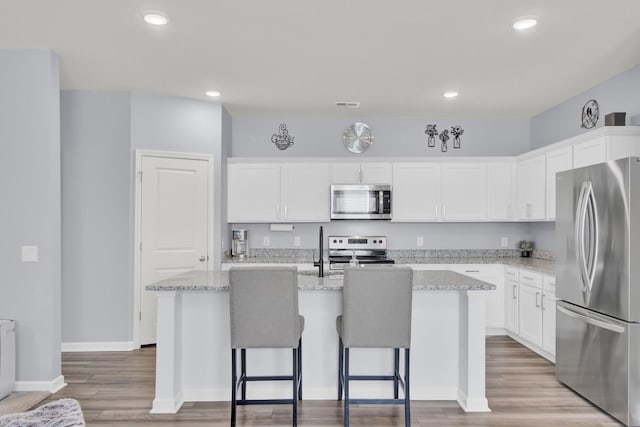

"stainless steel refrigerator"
[556,156,640,426]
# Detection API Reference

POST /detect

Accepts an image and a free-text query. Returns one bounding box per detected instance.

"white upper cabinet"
[573,138,606,169]
[573,127,640,169]
[228,163,281,222]
[517,154,546,220]
[228,162,331,223]
[487,162,516,221]
[441,163,488,221]
[392,163,441,221]
[545,146,573,220]
[331,162,392,184]
[281,163,331,222]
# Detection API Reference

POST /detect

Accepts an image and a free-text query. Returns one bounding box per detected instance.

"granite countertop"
[146,269,496,292]
[223,256,555,275]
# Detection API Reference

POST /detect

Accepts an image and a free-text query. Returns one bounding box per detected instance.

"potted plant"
[517,240,534,257]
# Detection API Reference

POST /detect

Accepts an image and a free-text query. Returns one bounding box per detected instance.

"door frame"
[133,149,214,348]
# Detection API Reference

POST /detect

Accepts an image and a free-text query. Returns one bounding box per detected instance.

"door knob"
[199,256,206,262]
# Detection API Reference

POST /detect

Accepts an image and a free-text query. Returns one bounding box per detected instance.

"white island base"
[150,286,491,414]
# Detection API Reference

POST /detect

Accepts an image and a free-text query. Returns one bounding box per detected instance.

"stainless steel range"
[328,236,394,270]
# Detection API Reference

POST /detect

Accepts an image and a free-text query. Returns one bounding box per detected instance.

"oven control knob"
[339,239,343,243]
[333,239,337,243]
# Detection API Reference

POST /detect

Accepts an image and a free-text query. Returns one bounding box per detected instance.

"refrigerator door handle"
[557,305,625,334]
[585,184,598,293]
[575,182,590,294]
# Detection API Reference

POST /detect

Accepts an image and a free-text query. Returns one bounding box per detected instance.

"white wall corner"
[15,375,66,393]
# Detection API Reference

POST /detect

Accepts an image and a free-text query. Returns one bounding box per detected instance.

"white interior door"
[140,155,210,345]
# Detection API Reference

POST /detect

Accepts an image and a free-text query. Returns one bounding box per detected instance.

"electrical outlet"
[501,237,509,248]
[293,236,301,247]
[416,236,424,247]
[263,236,270,247]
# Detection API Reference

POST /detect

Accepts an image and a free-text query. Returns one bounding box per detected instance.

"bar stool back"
[337,266,413,427]
[229,266,304,426]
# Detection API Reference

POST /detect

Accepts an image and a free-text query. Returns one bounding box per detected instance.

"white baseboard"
[457,389,491,412]
[181,386,459,402]
[150,392,184,414]
[15,375,66,393]
[486,327,507,336]
[61,341,136,352]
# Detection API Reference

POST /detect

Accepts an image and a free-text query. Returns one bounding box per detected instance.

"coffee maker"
[232,229,248,258]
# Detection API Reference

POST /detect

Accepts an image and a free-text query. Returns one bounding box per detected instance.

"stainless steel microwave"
[330,184,392,220]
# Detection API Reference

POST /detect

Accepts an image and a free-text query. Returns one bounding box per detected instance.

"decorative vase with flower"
[517,240,534,257]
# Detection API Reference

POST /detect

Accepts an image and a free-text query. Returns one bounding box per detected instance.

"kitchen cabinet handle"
[435,205,438,218]
[465,270,480,273]
[284,204,288,219]
[512,284,517,299]
[541,294,546,311]
[535,291,540,308]
[443,205,446,217]
[199,256,206,262]
[522,275,536,281]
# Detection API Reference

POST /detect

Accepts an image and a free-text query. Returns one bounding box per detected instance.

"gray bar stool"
[229,266,304,426]
[336,266,413,427]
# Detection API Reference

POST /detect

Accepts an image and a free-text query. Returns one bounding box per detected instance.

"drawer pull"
[465,270,480,273]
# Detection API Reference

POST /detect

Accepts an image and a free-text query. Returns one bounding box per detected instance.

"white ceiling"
[1,0,640,118]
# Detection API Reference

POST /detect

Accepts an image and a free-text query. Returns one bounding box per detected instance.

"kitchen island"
[147,269,495,414]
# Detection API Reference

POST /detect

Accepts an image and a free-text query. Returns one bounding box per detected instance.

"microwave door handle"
[379,191,384,214]
[557,305,625,334]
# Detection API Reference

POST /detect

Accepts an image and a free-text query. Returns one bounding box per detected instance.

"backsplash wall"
[228,222,534,253]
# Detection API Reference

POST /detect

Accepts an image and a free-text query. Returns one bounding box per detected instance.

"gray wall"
[59,91,228,345]
[235,222,531,252]
[0,50,62,383]
[529,65,640,250]
[530,65,640,149]
[233,117,530,157]
[61,91,131,343]
[230,115,532,251]
[130,91,225,266]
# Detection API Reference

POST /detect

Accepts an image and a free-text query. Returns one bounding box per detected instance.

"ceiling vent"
[335,101,360,108]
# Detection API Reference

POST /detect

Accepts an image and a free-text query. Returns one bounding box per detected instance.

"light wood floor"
[42,336,621,426]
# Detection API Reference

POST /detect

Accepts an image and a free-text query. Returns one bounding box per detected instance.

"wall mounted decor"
[439,129,450,152]
[271,123,295,150]
[425,124,438,147]
[343,122,373,154]
[581,99,599,129]
[451,125,464,149]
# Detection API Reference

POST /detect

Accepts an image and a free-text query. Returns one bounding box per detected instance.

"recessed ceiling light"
[206,91,221,97]
[443,91,459,99]
[513,17,537,30]
[144,12,168,26]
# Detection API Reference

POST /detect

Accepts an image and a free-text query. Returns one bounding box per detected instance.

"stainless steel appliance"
[330,184,391,220]
[231,229,248,258]
[555,157,640,426]
[328,236,394,270]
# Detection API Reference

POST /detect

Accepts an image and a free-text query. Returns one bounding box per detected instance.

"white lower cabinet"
[518,281,543,346]
[505,267,519,334]
[507,268,556,361]
[542,275,556,356]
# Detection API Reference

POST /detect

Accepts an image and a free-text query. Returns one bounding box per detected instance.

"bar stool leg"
[240,349,247,400]
[297,338,303,400]
[404,349,411,427]
[338,339,344,401]
[231,349,237,427]
[344,347,350,427]
[394,348,400,399]
[292,347,298,427]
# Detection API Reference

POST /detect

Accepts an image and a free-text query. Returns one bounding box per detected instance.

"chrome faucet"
[313,225,324,277]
